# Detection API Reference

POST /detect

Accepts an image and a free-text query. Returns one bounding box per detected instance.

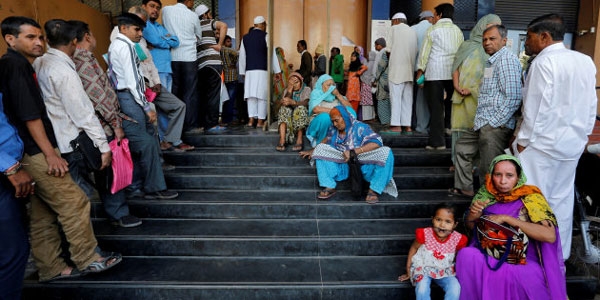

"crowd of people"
[0,0,598,299]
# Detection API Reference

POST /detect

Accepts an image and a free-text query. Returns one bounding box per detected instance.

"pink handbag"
[109,138,133,194]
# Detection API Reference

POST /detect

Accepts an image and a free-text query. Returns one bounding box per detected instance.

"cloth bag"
[348,149,366,198]
[476,215,529,270]
[109,138,133,194]
[70,131,102,170]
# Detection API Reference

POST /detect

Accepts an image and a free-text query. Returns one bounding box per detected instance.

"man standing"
[0,16,121,283]
[195,4,228,133]
[221,35,239,124]
[239,16,282,128]
[296,40,312,86]
[329,47,344,91]
[313,44,326,79]
[411,11,434,134]
[416,3,464,149]
[142,0,179,92]
[109,13,178,200]
[451,25,522,197]
[385,12,417,134]
[162,0,202,134]
[0,92,32,298]
[515,14,597,259]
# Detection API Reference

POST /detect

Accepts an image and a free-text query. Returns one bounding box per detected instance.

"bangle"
[4,162,22,176]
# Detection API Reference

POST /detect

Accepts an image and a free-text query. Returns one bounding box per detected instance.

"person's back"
[162,1,200,62]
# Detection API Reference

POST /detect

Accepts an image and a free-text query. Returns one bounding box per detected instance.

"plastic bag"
[109,138,133,194]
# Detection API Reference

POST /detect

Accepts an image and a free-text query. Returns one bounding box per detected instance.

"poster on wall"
[371,20,391,52]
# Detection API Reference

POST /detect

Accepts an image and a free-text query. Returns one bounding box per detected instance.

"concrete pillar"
[574,0,600,115]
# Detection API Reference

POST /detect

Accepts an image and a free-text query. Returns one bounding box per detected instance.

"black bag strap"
[475,224,513,271]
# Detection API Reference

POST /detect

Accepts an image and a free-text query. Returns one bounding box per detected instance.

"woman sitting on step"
[305,74,355,148]
[275,72,311,152]
[300,105,397,203]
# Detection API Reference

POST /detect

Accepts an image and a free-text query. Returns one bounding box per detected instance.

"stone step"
[92,218,426,256]
[22,256,597,300]
[92,191,471,219]
[163,148,452,167]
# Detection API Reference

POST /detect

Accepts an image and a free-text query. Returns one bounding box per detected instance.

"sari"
[311,105,397,197]
[450,14,501,162]
[277,73,311,144]
[456,154,566,300]
[306,75,355,147]
[272,47,290,116]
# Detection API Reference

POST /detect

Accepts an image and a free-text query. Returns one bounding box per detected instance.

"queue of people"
[0,1,598,299]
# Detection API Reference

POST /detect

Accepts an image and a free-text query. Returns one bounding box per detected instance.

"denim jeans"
[62,146,130,221]
[0,177,28,299]
[222,81,237,123]
[415,275,460,300]
[117,90,167,193]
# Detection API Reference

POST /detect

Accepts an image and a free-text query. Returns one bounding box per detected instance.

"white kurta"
[514,42,597,259]
[238,34,281,101]
[386,23,417,84]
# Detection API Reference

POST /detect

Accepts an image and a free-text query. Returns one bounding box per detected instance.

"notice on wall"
[371,20,391,52]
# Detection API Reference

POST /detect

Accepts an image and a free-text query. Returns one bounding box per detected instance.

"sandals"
[317,188,336,200]
[84,252,123,274]
[448,188,474,198]
[276,144,286,152]
[366,190,379,204]
[292,143,304,151]
[40,268,85,283]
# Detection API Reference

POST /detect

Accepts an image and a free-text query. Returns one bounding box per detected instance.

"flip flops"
[292,143,304,151]
[448,188,474,198]
[317,188,336,200]
[84,252,123,274]
[366,191,379,204]
[39,268,85,283]
[276,144,286,152]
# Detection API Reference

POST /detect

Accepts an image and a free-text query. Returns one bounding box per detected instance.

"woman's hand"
[299,149,313,159]
[281,97,294,107]
[469,199,490,216]
[398,274,410,282]
[343,150,350,162]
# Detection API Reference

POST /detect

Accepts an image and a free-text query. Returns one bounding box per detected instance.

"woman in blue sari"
[305,74,355,147]
[302,105,397,204]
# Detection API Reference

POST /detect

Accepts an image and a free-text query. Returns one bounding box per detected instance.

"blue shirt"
[474,47,522,130]
[143,20,180,74]
[0,93,24,172]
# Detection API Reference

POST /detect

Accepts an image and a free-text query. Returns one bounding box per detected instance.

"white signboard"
[371,20,391,52]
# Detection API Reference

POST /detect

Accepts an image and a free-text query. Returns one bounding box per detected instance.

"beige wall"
[239,0,368,70]
[0,0,112,68]
[574,0,600,115]
[421,0,454,14]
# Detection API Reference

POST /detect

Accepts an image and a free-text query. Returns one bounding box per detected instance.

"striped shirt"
[196,19,222,69]
[221,46,238,83]
[474,47,522,130]
[109,33,149,110]
[162,3,202,62]
[417,18,464,81]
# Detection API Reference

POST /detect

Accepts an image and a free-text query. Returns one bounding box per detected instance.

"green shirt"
[330,54,344,83]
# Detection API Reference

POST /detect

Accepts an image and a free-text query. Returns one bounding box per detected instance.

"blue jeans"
[117,91,167,193]
[415,275,460,300]
[222,81,237,123]
[62,146,130,221]
[0,177,28,299]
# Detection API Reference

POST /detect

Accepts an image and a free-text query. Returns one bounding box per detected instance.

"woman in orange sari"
[346,51,367,112]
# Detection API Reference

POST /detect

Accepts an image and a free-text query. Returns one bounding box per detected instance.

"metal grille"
[495,1,579,32]
[79,0,217,20]
[390,0,479,29]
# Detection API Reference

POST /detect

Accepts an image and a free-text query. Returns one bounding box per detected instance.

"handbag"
[70,131,102,170]
[348,150,366,198]
[476,215,529,270]
[109,138,133,194]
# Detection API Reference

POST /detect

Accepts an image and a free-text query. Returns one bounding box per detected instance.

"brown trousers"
[23,150,100,281]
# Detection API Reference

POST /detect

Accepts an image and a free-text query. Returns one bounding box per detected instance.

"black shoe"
[111,215,142,228]
[144,190,179,199]
[162,163,176,171]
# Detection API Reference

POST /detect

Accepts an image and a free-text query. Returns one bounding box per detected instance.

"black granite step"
[163,148,452,167]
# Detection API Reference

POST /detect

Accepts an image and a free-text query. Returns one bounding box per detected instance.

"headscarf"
[287,72,307,101]
[473,154,557,225]
[327,105,381,151]
[355,45,367,65]
[452,14,501,72]
[308,74,336,114]
[348,51,362,72]
[288,71,303,84]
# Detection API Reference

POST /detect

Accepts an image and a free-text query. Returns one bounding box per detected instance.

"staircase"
[21,128,597,299]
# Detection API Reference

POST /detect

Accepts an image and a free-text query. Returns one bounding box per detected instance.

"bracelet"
[4,162,22,176]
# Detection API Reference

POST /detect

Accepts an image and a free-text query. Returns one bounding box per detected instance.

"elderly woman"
[305,74,355,148]
[276,72,311,151]
[456,154,566,299]
[301,105,397,204]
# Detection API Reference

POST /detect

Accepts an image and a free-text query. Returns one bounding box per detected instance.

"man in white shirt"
[239,16,281,129]
[109,13,178,200]
[514,14,597,260]
[416,3,464,149]
[385,12,417,134]
[411,11,434,134]
[162,0,202,134]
